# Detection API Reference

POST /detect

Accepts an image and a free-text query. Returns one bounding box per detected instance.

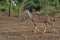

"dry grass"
[0,15,60,40]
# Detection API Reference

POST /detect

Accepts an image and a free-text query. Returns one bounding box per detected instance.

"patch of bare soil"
[0,16,60,40]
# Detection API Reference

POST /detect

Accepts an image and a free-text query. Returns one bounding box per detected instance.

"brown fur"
[24,9,55,34]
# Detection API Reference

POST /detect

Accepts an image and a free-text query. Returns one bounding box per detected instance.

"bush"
[56,5,60,13]
[12,6,18,14]
[40,6,57,16]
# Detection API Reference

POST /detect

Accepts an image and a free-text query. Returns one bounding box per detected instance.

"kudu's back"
[24,9,54,23]
[32,13,54,23]
[31,13,45,23]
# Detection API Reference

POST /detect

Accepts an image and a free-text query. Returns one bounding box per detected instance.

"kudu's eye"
[53,19,55,21]
[53,20,55,21]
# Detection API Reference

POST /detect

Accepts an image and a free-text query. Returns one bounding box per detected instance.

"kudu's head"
[49,15,56,22]
[45,14,56,22]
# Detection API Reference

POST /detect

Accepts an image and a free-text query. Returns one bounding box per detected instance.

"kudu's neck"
[26,10,33,19]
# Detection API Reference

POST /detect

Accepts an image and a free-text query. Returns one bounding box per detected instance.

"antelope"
[24,9,55,34]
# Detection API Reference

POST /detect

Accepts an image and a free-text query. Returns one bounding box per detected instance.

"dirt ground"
[0,15,60,40]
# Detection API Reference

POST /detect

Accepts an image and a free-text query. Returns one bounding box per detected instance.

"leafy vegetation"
[40,6,57,16]
[0,0,60,16]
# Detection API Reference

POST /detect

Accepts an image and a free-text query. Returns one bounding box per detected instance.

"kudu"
[24,9,55,34]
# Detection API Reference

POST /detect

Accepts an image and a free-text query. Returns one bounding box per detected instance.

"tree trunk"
[9,0,12,16]
[17,5,21,16]
[17,0,27,16]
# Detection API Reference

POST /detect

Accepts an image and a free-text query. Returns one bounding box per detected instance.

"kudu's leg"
[43,21,54,33]
[49,21,55,32]
[33,23,37,34]
[50,21,55,28]
[43,21,48,33]
[33,23,39,34]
